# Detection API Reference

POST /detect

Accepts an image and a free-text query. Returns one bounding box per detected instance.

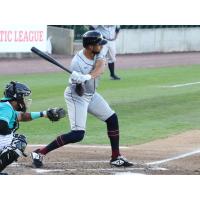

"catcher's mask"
[4,81,32,112]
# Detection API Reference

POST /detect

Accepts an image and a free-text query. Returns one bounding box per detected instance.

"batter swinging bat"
[31,47,84,96]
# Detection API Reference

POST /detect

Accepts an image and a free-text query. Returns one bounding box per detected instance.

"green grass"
[1,65,200,145]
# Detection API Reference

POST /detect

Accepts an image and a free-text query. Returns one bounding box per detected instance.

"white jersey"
[69,49,105,94]
[65,49,114,131]
[92,25,120,41]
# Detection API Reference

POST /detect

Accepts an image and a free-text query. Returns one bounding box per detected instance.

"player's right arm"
[71,53,106,82]
[70,58,106,83]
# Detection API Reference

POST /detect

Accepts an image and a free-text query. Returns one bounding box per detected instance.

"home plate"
[150,167,168,171]
[10,162,20,167]
[114,172,145,175]
[33,169,65,173]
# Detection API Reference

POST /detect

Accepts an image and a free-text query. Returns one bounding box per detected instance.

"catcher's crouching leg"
[0,134,27,172]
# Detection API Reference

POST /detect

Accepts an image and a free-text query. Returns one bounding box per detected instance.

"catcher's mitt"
[47,108,66,122]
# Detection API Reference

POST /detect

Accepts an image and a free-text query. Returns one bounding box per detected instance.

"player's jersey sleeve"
[69,55,82,73]
[95,52,106,61]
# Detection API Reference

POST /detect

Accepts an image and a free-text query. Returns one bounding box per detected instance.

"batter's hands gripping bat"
[31,47,84,96]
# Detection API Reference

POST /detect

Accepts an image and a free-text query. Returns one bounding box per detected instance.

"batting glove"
[70,71,92,83]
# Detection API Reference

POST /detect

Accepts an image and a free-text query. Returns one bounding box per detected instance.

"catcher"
[0,81,66,175]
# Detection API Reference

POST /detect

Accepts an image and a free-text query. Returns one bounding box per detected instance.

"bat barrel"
[31,46,72,74]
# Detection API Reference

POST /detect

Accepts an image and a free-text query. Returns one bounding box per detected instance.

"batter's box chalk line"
[146,149,200,165]
[33,169,65,173]
[28,144,129,149]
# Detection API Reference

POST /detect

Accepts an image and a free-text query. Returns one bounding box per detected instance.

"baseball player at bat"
[0,81,66,175]
[31,30,133,168]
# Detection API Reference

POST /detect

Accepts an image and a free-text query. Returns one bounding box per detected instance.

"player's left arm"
[17,111,47,122]
[90,58,106,79]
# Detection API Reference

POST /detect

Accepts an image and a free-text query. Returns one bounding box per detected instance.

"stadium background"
[1,25,200,174]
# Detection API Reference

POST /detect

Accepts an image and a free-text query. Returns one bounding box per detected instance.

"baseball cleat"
[110,156,133,167]
[31,149,44,168]
[110,75,121,80]
[0,172,8,175]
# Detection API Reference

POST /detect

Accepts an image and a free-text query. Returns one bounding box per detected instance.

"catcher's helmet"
[82,30,107,48]
[4,81,31,112]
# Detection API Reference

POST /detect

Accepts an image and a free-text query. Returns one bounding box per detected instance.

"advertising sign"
[0,25,47,52]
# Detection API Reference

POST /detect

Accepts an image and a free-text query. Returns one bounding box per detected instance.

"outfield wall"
[1,27,200,58]
[116,28,200,54]
[0,25,47,58]
[47,26,74,55]
[0,26,74,58]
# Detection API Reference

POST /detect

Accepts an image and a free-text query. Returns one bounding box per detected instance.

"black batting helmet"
[4,81,31,112]
[82,30,107,48]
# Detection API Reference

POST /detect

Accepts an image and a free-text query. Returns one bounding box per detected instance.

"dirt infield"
[4,130,200,175]
[1,52,200,175]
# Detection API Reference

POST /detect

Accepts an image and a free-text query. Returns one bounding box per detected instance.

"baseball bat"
[31,47,84,96]
[31,47,72,74]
